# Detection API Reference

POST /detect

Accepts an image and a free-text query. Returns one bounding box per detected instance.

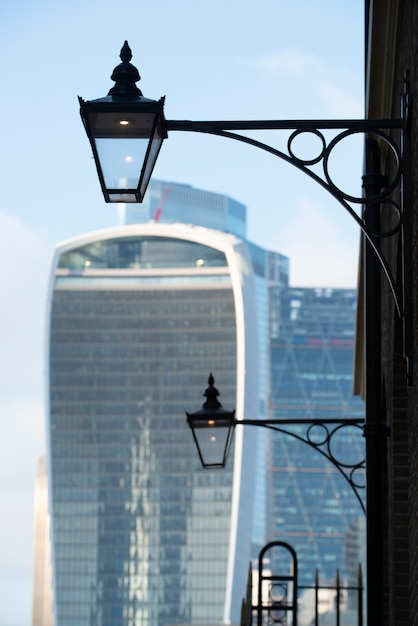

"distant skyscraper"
[31,457,53,626]
[268,287,365,585]
[46,218,285,626]
[123,179,289,555]
[39,180,364,626]
[123,179,247,240]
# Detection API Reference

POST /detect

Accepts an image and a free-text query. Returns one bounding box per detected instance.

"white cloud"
[250,49,322,76]
[248,49,363,119]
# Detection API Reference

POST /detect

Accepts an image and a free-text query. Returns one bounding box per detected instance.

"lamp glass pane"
[95,137,149,189]
[139,132,164,198]
[108,192,138,202]
[194,424,231,467]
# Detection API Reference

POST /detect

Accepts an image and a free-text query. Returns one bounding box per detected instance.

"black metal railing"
[241,542,364,626]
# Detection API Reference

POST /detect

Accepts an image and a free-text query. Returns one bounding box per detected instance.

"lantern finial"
[108,41,142,98]
[119,41,133,63]
[203,373,222,409]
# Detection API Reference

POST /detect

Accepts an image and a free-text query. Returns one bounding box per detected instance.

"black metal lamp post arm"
[166,106,411,372]
[235,418,366,513]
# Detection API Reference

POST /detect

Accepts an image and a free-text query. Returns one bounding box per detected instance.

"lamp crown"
[203,373,222,409]
[108,41,143,98]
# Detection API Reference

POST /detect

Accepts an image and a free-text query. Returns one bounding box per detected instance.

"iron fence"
[241,542,364,626]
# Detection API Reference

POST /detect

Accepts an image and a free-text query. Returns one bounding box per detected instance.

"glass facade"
[47,225,260,626]
[246,243,290,552]
[41,178,364,625]
[268,287,365,586]
[123,180,247,240]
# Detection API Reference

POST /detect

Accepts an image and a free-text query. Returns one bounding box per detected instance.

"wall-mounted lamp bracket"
[167,79,411,380]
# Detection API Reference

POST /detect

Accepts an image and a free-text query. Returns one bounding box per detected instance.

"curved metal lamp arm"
[166,77,412,377]
[167,124,400,314]
[236,418,366,513]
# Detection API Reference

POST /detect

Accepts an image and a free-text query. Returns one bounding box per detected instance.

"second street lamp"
[187,374,366,512]
[186,373,235,469]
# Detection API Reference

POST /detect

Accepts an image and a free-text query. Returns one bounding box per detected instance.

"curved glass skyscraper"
[47,223,264,626]
[39,180,363,626]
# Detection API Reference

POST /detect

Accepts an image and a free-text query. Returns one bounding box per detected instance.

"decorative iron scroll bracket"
[237,418,366,513]
[166,73,412,381]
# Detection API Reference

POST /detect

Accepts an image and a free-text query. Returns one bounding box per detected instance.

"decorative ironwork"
[255,542,298,626]
[243,541,364,626]
[187,376,366,511]
[166,74,412,378]
[166,120,405,315]
[237,418,365,513]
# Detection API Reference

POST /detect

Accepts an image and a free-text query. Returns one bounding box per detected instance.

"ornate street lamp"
[79,43,411,378]
[187,374,366,511]
[186,374,235,468]
[79,41,166,203]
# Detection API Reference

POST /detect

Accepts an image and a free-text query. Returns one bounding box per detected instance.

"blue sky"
[0,1,364,624]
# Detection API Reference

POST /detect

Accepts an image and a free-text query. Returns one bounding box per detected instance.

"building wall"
[390,6,418,624]
[366,1,418,624]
